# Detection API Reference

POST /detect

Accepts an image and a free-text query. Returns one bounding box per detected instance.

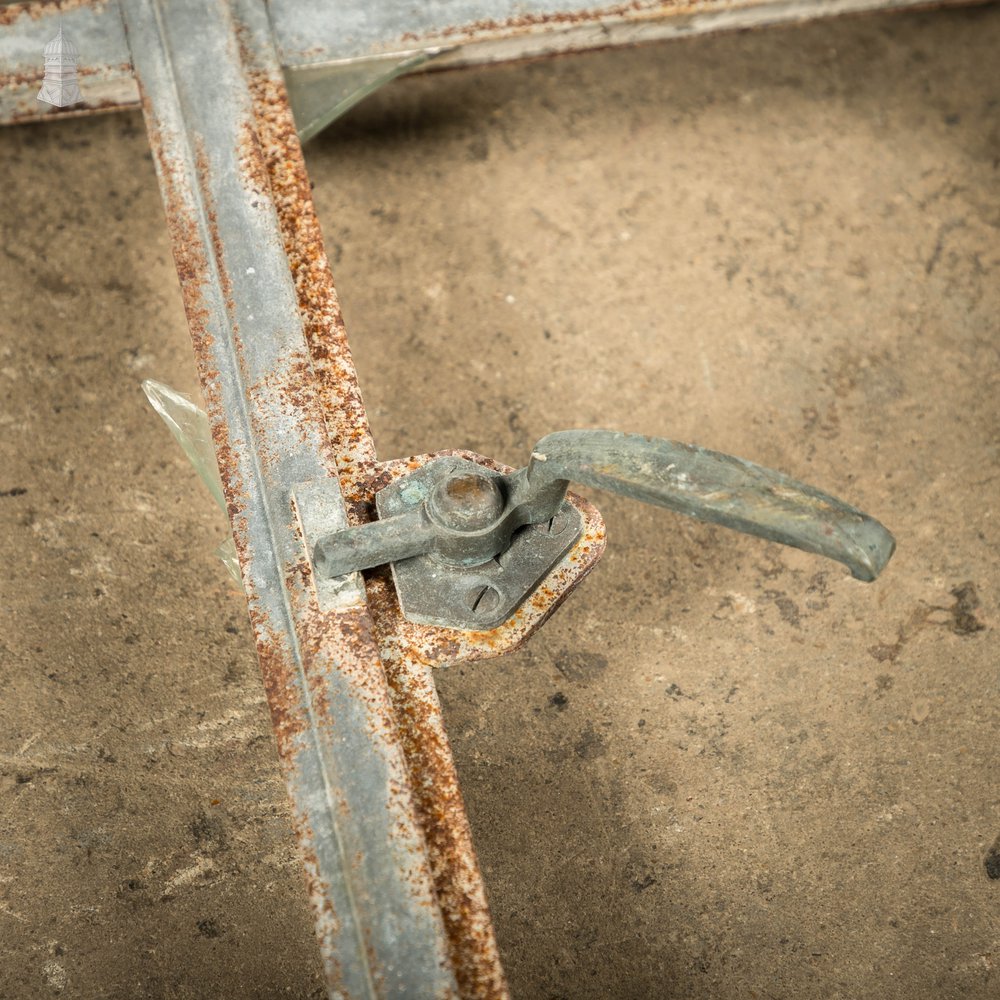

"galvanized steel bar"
[2,0,983,128]
[118,0,462,994]
[269,0,976,69]
[0,0,138,125]
[234,15,511,991]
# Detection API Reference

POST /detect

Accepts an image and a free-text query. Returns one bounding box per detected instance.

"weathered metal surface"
[374,458,583,630]
[521,430,895,581]
[3,0,984,129]
[367,453,607,668]
[119,0,461,994]
[236,28,377,499]
[363,453,605,1000]
[0,0,137,125]
[313,426,890,633]
[4,0,899,995]
[269,0,980,71]
[315,456,580,579]
[229,17,607,986]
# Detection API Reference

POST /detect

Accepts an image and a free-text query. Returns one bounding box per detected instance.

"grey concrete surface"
[1,5,998,998]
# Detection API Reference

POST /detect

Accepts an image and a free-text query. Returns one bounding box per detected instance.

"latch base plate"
[376,456,583,630]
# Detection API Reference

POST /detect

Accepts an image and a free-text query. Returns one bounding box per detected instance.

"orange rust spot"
[1,60,133,89]
[237,55,376,504]
[0,0,100,27]
[236,119,270,195]
[398,0,658,42]
[250,609,308,758]
[1,66,45,87]
[380,641,510,999]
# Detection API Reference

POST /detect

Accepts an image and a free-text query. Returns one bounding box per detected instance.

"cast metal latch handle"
[313,430,895,583]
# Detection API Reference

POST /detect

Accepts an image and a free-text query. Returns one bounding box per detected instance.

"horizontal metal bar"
[2,0,980,129]
[269,0,979,68]
[0,0,138,123]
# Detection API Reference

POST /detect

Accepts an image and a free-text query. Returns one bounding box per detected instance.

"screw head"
[531,509,569,536]
[429,472,505,532]
[467,583,501,615]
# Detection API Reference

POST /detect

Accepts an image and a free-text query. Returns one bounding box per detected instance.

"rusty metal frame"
[117,1,531,994]
[0,0,962,995]
[0,0,979,127]
[114,0,607,994]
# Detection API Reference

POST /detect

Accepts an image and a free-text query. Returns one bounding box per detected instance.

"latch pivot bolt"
[429,473,505,536]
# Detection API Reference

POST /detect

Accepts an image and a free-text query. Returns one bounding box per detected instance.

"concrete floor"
[2,5,999,998]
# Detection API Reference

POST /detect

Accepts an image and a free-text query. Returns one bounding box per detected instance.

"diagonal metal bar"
[118,0,463,994]
[230,15,511,991]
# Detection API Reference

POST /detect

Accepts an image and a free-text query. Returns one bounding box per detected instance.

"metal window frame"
[0,0,961,994]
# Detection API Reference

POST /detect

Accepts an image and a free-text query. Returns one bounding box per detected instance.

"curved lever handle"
[313,429,895,584]
[519,430,895,581]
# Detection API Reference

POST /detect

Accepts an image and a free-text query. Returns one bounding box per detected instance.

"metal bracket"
[291,479,365,611]
[376,456,583,629]
[309,429,895,633]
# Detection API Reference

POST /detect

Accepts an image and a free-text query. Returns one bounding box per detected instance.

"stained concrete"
[1,5,998,998]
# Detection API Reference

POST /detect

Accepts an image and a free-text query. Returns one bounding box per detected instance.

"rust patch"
[246,350,328,444]
[249,608,308,757]
[135,85,266,559]
[235,119,270,196]
[0,61,132,89]
[398,0,670,42]
[0,0,105,27]
[142,99,211,346]
[238,53,376,507]
[0,67,46,88]
[381,643,509,1000]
